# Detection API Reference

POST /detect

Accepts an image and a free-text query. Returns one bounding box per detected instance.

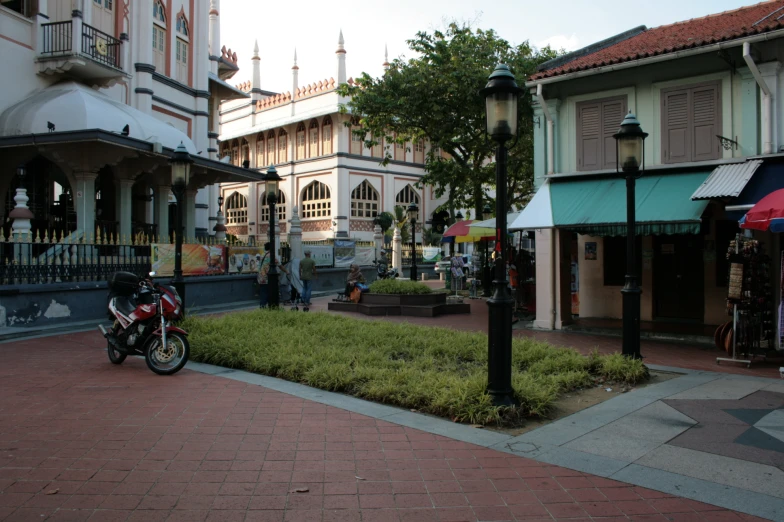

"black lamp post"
[482,203,493,298]
[613,112,648,360]
[480,64,522,406]
[264,165,282,308]
[170,142,192,309]
[407,202,418,282]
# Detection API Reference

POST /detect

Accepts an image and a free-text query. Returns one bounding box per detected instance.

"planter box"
[328,292,469,317]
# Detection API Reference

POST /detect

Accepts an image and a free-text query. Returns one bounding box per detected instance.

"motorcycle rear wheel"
[144,331,190,375]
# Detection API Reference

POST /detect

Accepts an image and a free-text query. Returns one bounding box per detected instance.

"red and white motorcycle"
[99,271,190,375]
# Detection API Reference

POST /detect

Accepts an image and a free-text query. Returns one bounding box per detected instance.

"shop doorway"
[653,235,704,321]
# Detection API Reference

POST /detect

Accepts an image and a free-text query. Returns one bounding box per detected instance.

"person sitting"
[344,264,366,302]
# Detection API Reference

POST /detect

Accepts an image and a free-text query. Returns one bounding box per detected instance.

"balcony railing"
[40,20,72,56]
[39,20,121,70]
[81,23,121,69]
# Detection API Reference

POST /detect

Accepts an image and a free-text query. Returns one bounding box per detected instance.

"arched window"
[321,116,333,155]
[395,184,420,220]
[225,192,248,224]
[278,129,288,162]
[152,1,167,72]
[267,130,276,165]
[308,119,319,158]
[175,13,189,84]
[394,135,406,161]
[241,138,250,166]
[371,135,383,158]
[220,142,230,161]
[414,140,425,164]
[231,139,240,166]
[350,126,363,155]
[295,122,306,160]
[255,133,265,168]
[301,181,331,219]
[260,190,286,223]
[351,180,379,218]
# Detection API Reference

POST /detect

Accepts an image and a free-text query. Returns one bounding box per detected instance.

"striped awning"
[691,160,763,200]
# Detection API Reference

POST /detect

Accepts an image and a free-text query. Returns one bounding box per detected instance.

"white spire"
[253,39,259,58]
[383,43,390,70]
[251,39,261,101]
[292,48,299,99]
[293,48,298,69]
[336,30,347,84]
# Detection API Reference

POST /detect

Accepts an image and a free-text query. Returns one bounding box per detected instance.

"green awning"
[551,171,711,236]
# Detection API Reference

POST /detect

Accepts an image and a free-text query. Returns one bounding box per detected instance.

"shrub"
[183,310,648,425]
[369,279,433,295]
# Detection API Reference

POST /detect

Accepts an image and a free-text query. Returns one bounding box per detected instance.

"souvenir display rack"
[717,234,773,367]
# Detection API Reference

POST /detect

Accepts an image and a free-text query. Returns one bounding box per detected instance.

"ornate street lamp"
[264,165,282,308]
[480,64,522,406]
[213,194,227,241]
[169,142,192,309]
[407,202,418,282]
[613,112,648,360]
[482,203,493,298]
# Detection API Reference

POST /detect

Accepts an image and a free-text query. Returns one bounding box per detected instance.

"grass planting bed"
[183,310,648,426]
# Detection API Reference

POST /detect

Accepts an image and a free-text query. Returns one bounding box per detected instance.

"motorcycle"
[98,271,190,376]
[373,258,398,280]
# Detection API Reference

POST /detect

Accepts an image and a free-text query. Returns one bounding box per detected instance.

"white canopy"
[509,181,554,230]
[0,81,197,153]
[468,211,521,230]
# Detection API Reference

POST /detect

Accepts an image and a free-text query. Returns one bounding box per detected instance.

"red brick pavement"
[312,295,783,379]
[0,332,768,521]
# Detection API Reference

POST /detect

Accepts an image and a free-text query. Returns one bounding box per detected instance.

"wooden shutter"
[601,99,626,169]
[577,103,601,171]
[663,90,690,164]
[692,84,719,161]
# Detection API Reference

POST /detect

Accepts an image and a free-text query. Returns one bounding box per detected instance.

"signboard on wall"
[334,240,356,268]
[306,245,334,267]
[422,247,442,263]
[228,247,267,274]
[151,244,226,276]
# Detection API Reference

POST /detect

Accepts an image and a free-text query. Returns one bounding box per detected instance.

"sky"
[220,0,762,94]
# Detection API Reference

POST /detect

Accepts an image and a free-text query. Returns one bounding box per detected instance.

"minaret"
[208,0,220,75]
[383,44,390,70]
[336,29,347,84]
[292,49,299,98]
[251,40,261,102]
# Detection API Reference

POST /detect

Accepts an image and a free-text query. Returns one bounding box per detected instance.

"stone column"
[392,226,402,274]
[373,222,383,260]
[288,205,303,259]
[184,189,197,241]
[10,187,33,237]
[154,184,170,241]
[74,172,97,238]
[116,179,134,240]
[214,210,226,242]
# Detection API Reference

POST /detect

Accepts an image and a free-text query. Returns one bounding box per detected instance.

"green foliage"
[183,311,648,425]
[393,205,411,243]
[369,279,433,295]
[595,353,650,384]
[376,212,394,234]
[338,22,559,215]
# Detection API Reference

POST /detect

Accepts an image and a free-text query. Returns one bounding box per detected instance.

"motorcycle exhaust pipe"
[98,324,108,337]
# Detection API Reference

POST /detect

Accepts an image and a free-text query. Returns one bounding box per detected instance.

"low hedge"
[369,279,433,295]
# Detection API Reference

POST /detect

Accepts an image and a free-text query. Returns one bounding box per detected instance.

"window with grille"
[175,15,189,83]
[394,139,406,161]
[231,140,240,166]
[322,116,333,155]
[225,192,248,224]
[152,2,166,72]
[350,127,363,155]
[371,135,383,158]
[278,130,288,162]
[351,180,379,218]
[395,185,420,219]
[414,140,425,163]
[260,190,287,222]
[301,181,331,218]
[256,134,265,168]
[296,123,306,160]
[267,131,276,165]
[241,139,250,166]
[308,120,319,158]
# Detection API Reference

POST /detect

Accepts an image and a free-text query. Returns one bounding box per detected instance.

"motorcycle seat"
[114,296,137,318]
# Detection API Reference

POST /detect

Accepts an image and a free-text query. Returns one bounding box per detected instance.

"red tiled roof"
[532,0,784,81]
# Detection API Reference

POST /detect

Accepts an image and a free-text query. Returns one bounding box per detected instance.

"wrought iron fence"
[1,232,150,285]
[40,20,73,56]
[81,23,121,69]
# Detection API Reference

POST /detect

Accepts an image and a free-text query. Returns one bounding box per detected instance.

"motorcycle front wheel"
[107,341,127,365]
[144,331,190,375]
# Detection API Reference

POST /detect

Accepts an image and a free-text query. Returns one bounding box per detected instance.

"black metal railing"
[81,23,121,69]
[40,21,73,56]
[1,240,150,285]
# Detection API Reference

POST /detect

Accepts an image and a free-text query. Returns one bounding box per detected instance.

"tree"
[338,23,557,219]
[376,211,394,235]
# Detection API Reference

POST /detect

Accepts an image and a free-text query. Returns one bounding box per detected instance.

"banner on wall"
[422,246,442,263]
[151,244,226,277]
[355,246,376,266]
[228,247,267,274]
[334,240,356,268]
[306,245,334,267]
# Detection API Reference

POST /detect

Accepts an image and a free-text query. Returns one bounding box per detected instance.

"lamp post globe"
[16,164,26,183]
[482,203,493,298]
[407,202,418,282]
[264,165,283,308]
[612,112,648,360]
[480,64,522,407]
[169,142,193,310]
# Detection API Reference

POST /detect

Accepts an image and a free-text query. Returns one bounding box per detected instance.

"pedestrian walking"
[257,243,272,308]
[300,249,317,306]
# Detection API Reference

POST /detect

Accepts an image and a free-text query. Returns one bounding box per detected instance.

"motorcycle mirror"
[149,271,157,277]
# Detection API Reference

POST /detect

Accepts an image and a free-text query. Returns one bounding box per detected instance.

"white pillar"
[185,189,197,241]
[117,179,134,240]
[10,187,33,237]
[336,30,346,84]
[154,184,170,241]
[208,0,220,73]
[214,211,226,241]
[289,204,303,259]
[251,40,261,103]
[373,223,383,260]
[392,226,402,273]
[74,173,97,238]
[292,49,299,98]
